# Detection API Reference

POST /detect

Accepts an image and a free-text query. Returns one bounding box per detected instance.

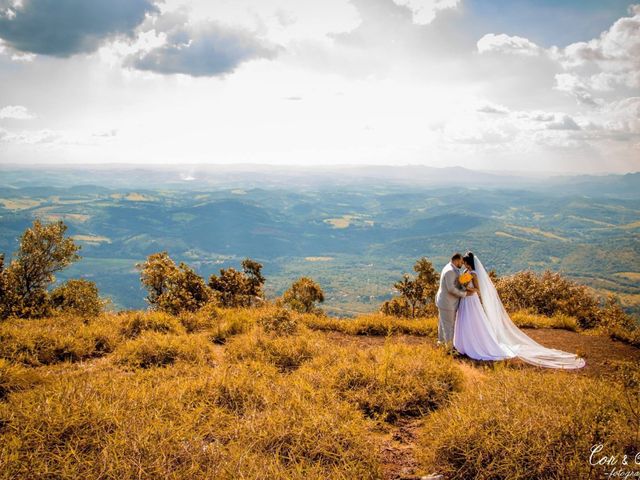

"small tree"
[282,277,324,314]
[381,257,440,318]
[137,252,212,315]
[50,279,105,317]
[393,274,425,318]
[0,219,81,319]
[208,258,266,307]
[258,308,298,336]
[242,258,265,298]
[414,257,440,302]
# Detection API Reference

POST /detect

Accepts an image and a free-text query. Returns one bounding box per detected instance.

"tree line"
[0,219,325,320]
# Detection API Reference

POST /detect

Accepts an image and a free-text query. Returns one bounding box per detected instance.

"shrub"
[380,257,440,318]
[496,270,601,329]
[50,279,106,317]
[282,277,325,314]
[208,258,266,308]
[599,295,638,332]
[258,308,298,336]
[380,296,412,318]
[416,368,638,479]
[137,252,212,315]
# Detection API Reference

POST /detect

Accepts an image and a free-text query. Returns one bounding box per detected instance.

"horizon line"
[0,162,637,178]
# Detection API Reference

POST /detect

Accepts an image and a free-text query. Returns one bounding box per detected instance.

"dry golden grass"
[302,312,438,337]
[0,358,41,400]
[120,310,185,338]
[0,307,636,479]
[510,310,579,331]
[416,366,639,479]
[225,325,327,372]
[609,326,640,347]
[114,331,218,369]
[0,348,382,479]
[0,314,123,366]
[297,341,464,422]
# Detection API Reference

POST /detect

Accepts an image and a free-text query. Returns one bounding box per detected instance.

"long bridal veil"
[474,255,586,369]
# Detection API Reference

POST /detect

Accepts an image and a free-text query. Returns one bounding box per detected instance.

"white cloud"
[127,11,280,77]
[554,73,599,106]
[391,0,459,25]
[157,0,361,44]
[552,5,640,106]
[477,33,540,56]
[476,102,509,114]
[0,0,637,173]
[0,104,35,119]
[545,114,581,131]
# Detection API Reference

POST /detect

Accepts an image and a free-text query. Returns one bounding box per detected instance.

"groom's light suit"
[435,262,467,344]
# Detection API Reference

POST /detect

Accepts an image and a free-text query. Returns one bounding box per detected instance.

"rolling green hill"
[0,165,638,319]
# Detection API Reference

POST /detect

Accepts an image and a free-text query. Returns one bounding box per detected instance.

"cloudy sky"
[0,0,638,173]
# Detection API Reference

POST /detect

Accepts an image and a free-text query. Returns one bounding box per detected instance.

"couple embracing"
[435,252,585,369]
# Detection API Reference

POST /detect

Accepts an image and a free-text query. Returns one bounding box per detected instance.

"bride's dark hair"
[462,251,475,270]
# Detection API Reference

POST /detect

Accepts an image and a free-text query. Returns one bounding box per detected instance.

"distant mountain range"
[0,164,638,318]
[2,164,638,196]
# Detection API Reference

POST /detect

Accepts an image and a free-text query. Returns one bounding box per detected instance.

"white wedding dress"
[453,255,586,369]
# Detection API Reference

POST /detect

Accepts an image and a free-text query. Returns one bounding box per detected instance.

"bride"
[453,251,586,369]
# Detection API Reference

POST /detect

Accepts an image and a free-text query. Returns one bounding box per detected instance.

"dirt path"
[317,327,640,479]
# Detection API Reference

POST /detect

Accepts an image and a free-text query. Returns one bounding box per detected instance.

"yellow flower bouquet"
[459,272,473,285]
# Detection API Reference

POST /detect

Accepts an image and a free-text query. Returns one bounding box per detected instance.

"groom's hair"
[451,253,462,261]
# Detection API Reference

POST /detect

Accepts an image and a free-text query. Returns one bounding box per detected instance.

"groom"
[435,252,476,349]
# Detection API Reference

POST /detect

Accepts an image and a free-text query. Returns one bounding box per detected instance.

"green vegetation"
[137,251,212,314]
[0,219,82,318]
[381,257,440,318]
[0,175,638,320]
[281,276,325,314]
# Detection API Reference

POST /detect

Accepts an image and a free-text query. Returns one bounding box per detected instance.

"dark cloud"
[0,0,158,57]
[128,20,279,77]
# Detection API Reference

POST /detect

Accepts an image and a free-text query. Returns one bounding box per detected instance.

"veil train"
[474,255,586,370]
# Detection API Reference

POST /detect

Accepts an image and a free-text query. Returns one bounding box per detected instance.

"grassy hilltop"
[0,306,639,479]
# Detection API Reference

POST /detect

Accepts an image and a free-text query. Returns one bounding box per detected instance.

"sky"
[0,0,638,174]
